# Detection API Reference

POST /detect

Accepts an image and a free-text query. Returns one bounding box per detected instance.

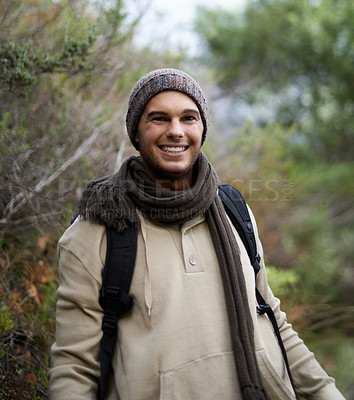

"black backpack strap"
[97,225,138,400]
[257,300,298,399]
[218,183,261,275]
[218,183,298,399]
[70,212,79,225]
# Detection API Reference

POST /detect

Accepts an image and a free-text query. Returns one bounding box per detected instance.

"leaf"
[38,232,50,251]
[26,372,37,385]
[30,261,52,283]
[25,280,41,306]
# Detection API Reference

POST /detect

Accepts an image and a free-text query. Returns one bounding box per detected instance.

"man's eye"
[152,116,167,121]
[184,115,196,121]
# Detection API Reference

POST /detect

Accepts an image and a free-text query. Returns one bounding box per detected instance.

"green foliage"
[283,203,343,303]
[0,0,142,93]
[0,111,28,158]
[195,0,354,162]
[0,37,94,89]
[307,334,354,397]
[0,305,14,336]
[196,0,354,93]
[0,1,99,92]
[197,0,354,299]
[0,0,142,232]
[266,265,299,298]
[228,121,297,177]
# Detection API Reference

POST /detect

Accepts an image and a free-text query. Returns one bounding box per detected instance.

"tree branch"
[1,110,123,224]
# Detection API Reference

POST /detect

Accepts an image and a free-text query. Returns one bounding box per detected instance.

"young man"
[49,69,346,399]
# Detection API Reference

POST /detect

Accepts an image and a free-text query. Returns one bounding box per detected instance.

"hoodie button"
[189,255,197,266]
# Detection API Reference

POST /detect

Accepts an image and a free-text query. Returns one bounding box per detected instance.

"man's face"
[136,91,204,189]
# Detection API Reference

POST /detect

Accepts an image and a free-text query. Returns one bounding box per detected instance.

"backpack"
[88,183,298,399]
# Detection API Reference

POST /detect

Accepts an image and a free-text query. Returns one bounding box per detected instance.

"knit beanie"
[126,68,209,149]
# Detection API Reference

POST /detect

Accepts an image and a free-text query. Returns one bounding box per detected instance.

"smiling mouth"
[159,146,188,153]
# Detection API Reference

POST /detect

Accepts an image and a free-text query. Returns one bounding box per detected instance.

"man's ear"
[134,132,140,150]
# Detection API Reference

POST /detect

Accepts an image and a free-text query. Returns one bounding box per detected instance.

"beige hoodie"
[49,209,345,400]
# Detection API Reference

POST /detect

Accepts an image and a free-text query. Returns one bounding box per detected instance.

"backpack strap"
[97,225,138,400]
[218,183,261,275]
[218,183,298,399]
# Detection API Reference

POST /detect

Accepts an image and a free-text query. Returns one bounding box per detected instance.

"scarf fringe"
[243,386,269,400]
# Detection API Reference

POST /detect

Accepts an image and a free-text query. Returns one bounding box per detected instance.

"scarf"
[79,152,268,400]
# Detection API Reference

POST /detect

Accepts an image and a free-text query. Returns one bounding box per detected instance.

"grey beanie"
[126,68,209,149]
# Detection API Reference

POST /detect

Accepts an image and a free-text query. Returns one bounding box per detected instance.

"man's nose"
[166,118,184,138]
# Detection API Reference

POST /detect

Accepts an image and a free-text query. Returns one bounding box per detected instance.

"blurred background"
[0,0,353,398]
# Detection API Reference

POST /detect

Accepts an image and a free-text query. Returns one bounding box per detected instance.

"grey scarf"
[79,152,268,400]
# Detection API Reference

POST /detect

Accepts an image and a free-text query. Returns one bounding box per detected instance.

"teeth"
[161,146,186,153]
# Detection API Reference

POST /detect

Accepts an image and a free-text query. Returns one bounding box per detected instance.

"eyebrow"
[146,109,200,119]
